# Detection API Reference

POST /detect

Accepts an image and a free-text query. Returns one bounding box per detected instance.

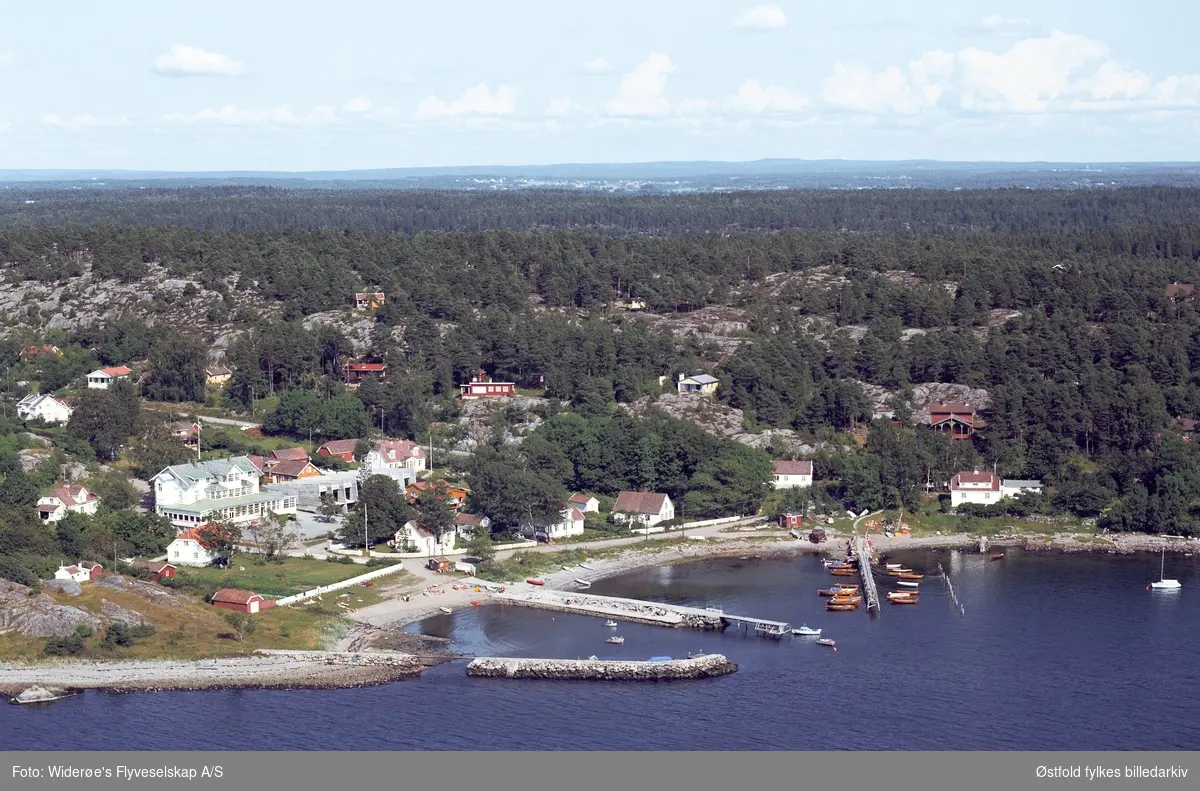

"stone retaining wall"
[466,654,737,681]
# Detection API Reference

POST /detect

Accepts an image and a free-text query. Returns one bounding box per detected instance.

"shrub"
[100,621,156,650]
[44,633,87,657]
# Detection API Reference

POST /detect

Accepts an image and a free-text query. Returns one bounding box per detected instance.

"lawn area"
[0,583,345,662]
[175,554,388,598]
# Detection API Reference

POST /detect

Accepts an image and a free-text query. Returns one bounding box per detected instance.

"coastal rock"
[466,654,738,681]
[95,574,177,604]
[0,580,101,637]
[100,600,146,626]
[43,580,83,597]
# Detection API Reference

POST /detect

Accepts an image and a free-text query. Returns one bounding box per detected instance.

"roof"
[62,565,83,574]
[205,364,232,376]
[347,362,386,372]
[455,512,487,527]
[318,439,359,455]
[356,291,385,298]
[211,588,263,605]
[683,374,719,384]
[173,527,217,550]
[270,447,310,461]
[48,484,97,504]
[567,507,585,521]
[950,470,1000,491]
[162,490,289,516]
[773,460,813,476]
[154,456,262,484]
[568,493,596,505]
[930,401,974,414]
[1166,283,1196,298]
[266,459,317,478]
[132,561,175,573]
[377,439,424,461]
[99,366,132,377]
[613,490,670,515]
[246,455,266,473]
[79,561,102,569]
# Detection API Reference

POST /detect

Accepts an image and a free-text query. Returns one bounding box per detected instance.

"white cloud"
[605,53,676,116]
[581,58,612,75]
[164,105,336,126]
[730,80,810,113]
[545,98,584,117]
[343,97,373,113]
[414,84,516,120]
[153,44,244,77]
[41,114,127,130]
[818,31,1194,115]
[733,5,788,31]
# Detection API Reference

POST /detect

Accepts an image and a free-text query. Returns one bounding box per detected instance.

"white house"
[454,512,492,540]
[1001,479,1044,499]
[550,506,586,539]
[393,521,456,556]
[54,565,93,583]
[949,470,1003,507]
[365,439,426,473]
[568,493,600,513]
[772,459,814,489]
[167,527,221,567]
[612,491,675,527]
[151,455,297,529]
[16,393,73,425]
[37,485,101,522]
[86,366,133,389]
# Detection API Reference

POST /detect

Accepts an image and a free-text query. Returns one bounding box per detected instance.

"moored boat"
[990,553,1004,560]
[605,636,625,644]
[604,620,618,627]
[826,602,858,611]
[829,569,857,577]
[897,573,924,580]
[817,638,836,647]
[792,625,822,636]
[889,596,919,605]
[831,597,862,606]
[885,563,903,570]
[897,581,920,588]
[439,606,453,614]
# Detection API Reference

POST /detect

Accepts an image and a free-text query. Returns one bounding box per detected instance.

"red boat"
[526,578,545,586]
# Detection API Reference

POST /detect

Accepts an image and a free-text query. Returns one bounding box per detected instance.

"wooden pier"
[854,534,881,613]
[724,614,791,638]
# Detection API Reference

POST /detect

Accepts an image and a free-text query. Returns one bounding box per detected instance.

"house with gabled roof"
[772,460,813,489]
[366,439,426,473]
[37,484,100,522]
[568,493,600,513]
[264,458,322,483]
[86,366,133,389]
[205,364,233,386]
[677,373,719,395]
[16,393,73,425]
[612,491,675,527]
[930,402,978,440]
[151,455,297,528]
[316,439,359,463]
[167,527,221,567]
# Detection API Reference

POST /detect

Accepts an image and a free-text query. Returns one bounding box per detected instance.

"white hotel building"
[151,456,297,529]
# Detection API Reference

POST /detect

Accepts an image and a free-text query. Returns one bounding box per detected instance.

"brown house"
[264,459,322,483]
[317,439,359,463]
[929,402,977,440]
[1165,283,1196,304]
[211,588,270,614]
[345,362,387,385]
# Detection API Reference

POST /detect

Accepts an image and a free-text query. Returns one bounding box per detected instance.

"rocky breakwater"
[493,589,725,631]
[466,654,737,681]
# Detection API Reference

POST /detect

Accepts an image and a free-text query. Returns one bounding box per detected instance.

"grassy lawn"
[175,554,388,598]
[0,584,345,662]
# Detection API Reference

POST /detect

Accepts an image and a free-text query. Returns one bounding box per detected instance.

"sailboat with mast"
[1149,548,1181,590]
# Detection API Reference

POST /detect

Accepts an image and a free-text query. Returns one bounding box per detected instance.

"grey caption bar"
[4,751,1197,791]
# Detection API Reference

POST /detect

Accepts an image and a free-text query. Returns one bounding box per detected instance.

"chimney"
[677,373,685,382]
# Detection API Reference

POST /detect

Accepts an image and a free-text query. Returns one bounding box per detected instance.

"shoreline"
[2,529,1194,696]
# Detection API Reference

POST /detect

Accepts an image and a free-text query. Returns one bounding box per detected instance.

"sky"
[0,0,1197,170]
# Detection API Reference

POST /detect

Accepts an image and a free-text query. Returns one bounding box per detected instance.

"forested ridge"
[2,186,1200,542]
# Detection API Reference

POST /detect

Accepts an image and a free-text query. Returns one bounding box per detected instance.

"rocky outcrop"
[99,600,146,626]
[624,393,821,456]
[0,581,101,637]
[94,574,177,605]
[450,396,553,454]
[42,580,82,597]
[466,654,738,681]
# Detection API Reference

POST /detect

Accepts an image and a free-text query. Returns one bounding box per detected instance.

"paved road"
[143,404,261,429]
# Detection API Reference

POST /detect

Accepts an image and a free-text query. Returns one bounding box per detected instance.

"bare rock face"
[451,397,552,454]
[94,574,177,604]
[43,579,83,597]
[624,394,820,456]
[0,580,101,637]
[100,599,146,626]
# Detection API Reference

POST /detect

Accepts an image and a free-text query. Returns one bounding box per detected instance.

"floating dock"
[854,534,881,613]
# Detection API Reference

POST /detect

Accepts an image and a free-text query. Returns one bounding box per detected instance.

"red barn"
[132,561,177,582]
[211,588,268,614]
[79,560,104,580]
[317,439,359,463]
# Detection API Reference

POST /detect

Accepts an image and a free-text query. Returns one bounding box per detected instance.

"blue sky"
[0,0,1197,169]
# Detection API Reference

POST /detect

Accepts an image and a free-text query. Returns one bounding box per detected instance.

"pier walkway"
[854,534,881,613]
[489,585,788,636]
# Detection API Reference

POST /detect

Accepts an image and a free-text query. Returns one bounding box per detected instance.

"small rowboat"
[605,636,624,644]
[831,597,863,606]
[826,603,858,611]
[897,581,920,588]
[886,569,914,576]
[471,600,481,606]
[889,597,919,605]
[817,638,836,647]
[897,573,924,580]
[439,607,453,614]
[990,553,1004,560]
[525,578,545,586]
[886,592,914,600]
[829,569,857,577]
[885,563,903,570]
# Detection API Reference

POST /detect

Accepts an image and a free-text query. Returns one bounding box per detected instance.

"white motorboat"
[604,620,618,628]
[605,636,624,644]
[792,625,822,636]
[1150,548,1182,590]
[897,581,920,588]
[885,563,903,570]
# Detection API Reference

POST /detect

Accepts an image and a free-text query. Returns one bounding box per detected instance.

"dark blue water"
[4,549,1200,750]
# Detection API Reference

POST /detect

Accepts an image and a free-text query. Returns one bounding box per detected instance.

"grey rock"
[0,580,101,637]
[43,579,83,597]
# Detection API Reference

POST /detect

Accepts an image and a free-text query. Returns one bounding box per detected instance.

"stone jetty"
[466,654,737,681]
[491,588,726,631]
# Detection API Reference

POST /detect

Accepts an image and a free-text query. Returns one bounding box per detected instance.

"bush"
[44,633,87,657]
[0,557,41,588]
[326,554,356,565]
[100,621,156,650]
[365,558,398,568]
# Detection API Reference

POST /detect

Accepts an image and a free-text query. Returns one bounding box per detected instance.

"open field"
[175,555,398,598]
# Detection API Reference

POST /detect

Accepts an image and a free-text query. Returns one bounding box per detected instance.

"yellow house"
[205,365,232,387]
[677,374,719,396]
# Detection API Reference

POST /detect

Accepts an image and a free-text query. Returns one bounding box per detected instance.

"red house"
[79,560,104,580]
[211,588,270,614]
[18,344,62,361]
[132,561,176,582]
[929,401,977,440]
[778,513,803,530]
[459,373,515,399]
[317,439,359,463]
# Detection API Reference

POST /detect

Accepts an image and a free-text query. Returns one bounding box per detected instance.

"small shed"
[132,561,177,582]
[211,588,266,614]
[778,513,803,529]
[426,557,452,573]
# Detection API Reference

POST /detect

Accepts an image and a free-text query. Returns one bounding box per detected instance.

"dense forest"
[2,186,1200,542]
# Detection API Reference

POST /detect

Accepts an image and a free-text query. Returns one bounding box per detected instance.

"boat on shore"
[439,607,453,614]
[526,578,545,586]
[9,686,77,705]
[573,578,591,588]
[605,636,625,644]
[792,625,821,636]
